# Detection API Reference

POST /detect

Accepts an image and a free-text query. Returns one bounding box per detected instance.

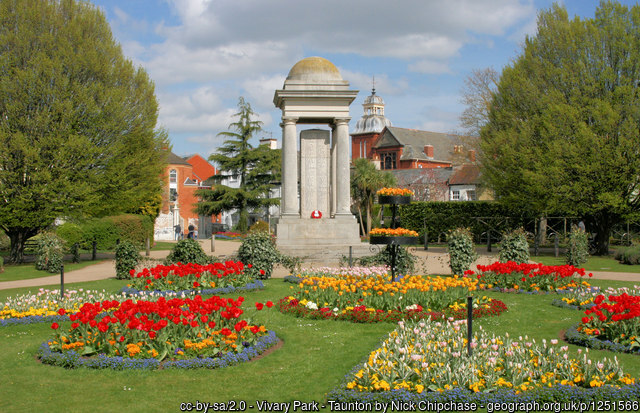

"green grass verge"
[0,261,107,283]
[150,241,176,251]
[1,278,639,412]
[531,254,640,273]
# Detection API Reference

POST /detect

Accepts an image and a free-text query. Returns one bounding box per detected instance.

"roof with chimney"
[374,127,462,163]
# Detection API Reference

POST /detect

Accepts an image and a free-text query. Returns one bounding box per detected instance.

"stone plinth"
[276,216,360,247]
[275,216,365,263]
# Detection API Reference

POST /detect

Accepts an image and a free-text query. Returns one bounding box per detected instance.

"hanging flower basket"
[369,228,419,245]
[378,195,412,205]
[369,235,417,245]
[376,188,414,204]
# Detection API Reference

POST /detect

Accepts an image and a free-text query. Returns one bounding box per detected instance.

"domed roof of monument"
[286,57,343,82]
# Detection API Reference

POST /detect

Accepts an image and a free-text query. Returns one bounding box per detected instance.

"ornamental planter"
[370,235,417,245]
[377,195,412,205]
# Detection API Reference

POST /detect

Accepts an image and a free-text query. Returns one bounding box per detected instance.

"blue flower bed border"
[327,365,640,405]
[38,330,279,370]
[120,279,264,296]
[564,324,640,355]
[1,314,69,327]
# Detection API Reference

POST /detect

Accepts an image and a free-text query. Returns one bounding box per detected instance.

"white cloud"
[408,60,453,75]
[241,75,287,112]
[339,70,409,97]
[110,0,537,146]
[141,0,534,85]
[144,40,296,86]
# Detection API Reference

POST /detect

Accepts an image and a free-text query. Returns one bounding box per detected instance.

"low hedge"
[56,214,153,251]
[614,245,640,265]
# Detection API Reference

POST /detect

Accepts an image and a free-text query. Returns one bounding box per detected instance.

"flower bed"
[38,331,278,370]
[1,288,124,326]
[331,318,636,401]
[215,231,245,240]
[278,271,506,322]
[553,285,640,310]
[573,293,640,351]
[126,261,257,293]
[465,261,592,292]
[277,296,506,323]
[40,295,276,369]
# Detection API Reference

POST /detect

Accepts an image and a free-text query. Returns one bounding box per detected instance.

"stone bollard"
[210,236,215,252]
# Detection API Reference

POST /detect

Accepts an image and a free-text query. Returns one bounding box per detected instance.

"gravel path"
[1,239,638,291]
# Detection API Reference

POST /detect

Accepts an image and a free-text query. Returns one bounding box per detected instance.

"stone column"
[281,117,299,217]
[334,118,352,216]
[330,125,337,217]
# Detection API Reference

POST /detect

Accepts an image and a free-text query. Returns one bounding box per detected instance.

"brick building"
[154,152,219,240]
[350,87,486,201]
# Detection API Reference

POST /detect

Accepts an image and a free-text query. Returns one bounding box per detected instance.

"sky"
[88,0,640,159]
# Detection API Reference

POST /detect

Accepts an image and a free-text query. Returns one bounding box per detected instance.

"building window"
[452,190,460,201]
[170,188,178,202]
[467,190,476,201]
[228,174,239,183]
[169,169,177,184]
[381,152,396,170]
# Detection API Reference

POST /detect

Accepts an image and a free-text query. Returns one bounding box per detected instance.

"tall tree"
[351,158,396,235]
[480,1,640,255]
[196,98,280,232]
[0,0,167,263]
[459,67,499,137]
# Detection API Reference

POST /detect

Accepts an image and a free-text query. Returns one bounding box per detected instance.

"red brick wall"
[186,154,217,182]
[351,133,381,161]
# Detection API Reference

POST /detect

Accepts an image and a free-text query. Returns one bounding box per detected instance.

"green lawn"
[1,275,639,412]
[0,261,107,283]
[150,241,176,251]
[531,254,640,273]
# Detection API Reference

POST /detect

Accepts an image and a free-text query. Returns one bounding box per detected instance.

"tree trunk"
[592,216,612,256]
[366,202,372,236]
[7,228,37,264]
[357,205,366,236]
[538,217,547,244]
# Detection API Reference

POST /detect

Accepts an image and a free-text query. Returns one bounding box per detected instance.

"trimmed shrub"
[56,223,84,249]
[164,239,213,266]
[249,220,270,234]
[499,228,530,263]
[358,245,416,276]
[566,227,589,266]
[447,227,478,275]
[237,231,279,279]
[614,244,640,265]
[115,240,140,280]
[35,232,64,273]
[106,214,153,248]
[81,218,120,250]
